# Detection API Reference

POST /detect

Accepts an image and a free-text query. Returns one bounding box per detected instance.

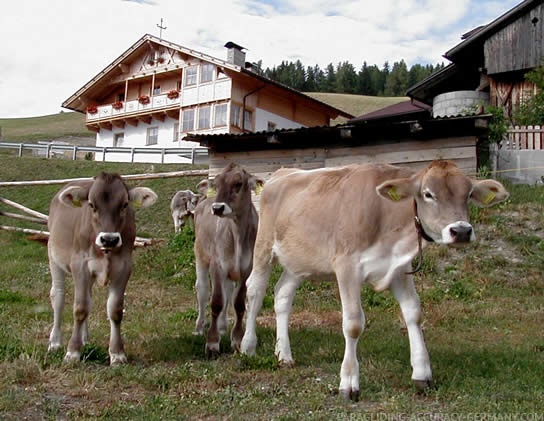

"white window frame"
[113,132,124,147]
[198,106,211,129]
[231,104,241,128]
[182,108,195,132]
[214,103,228,127]
[146,127,159,145]
[173,123,179,141]
[243,109,253,131]
[200,63,214,83]
[185,66,198,86]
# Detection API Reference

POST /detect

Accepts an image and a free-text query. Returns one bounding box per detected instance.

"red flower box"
[112,101,124,110]
[167,90,179,99]
[138,95,150,105]
[86,105,98,114]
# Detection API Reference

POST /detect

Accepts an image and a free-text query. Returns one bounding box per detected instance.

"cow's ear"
[376,178,415,202]
[249,176,265,195]
[470,179,509,207]
[129,187,158,208]
[196,179,209,195]
[59,186,89,208]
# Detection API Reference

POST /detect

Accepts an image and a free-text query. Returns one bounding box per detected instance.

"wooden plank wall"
[207,136,477,210]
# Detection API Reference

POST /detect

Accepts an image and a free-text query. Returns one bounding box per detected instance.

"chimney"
[224,41,246,67]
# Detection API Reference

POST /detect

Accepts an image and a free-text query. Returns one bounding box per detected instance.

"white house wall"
[95,117,201,163]
[254,108,304,131]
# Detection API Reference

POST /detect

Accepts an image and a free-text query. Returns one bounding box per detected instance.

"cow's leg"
[274,270,304,365]
[390,276,432,390]
[65,273,92,363]
[206,266,226,358]
[336,265,365,401]
[193,257,209,336]
[172,210,180,233]
[240,263,272,356]
[48,261,65,351]
[218,279,234,335]
[107,279,128,365]
[230,279,246,351]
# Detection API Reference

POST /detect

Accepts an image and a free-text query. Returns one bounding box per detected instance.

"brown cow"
[170,189,203,232]
[193,163,262,357]
[47,172,157,364]
[241,160,509,400]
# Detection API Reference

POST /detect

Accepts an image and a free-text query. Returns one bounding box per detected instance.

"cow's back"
[258,164,417,275]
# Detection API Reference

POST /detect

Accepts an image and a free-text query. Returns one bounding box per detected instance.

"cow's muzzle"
[441,221,475,245]
[211,202,232,217]
[96,232,122,250]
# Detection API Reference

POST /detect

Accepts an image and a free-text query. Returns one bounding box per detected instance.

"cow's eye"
[423,191,435,201]
[122,202,128,210]
[89,202,96,211]
[234,182,243,191]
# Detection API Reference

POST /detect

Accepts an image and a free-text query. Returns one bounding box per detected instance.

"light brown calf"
[47,172,157,364]
[170,189,203,232]
[241,160,509,400]
[193,163,262,357]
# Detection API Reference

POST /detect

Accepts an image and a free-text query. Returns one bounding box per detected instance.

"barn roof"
[348,100,431,123]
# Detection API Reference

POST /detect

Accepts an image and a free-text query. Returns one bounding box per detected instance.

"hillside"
[0,94,407,142]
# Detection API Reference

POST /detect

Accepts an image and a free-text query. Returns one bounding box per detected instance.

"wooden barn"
[186,112,489,183]
[407,0,544,119]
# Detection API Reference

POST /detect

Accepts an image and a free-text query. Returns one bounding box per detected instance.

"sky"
[0,0,523,119]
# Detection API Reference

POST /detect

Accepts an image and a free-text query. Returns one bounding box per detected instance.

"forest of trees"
[250,59,446,97]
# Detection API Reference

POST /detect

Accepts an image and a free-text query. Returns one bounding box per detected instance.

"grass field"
[0,156,543,420]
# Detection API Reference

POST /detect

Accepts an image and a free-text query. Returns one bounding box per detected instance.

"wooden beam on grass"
[0,197,48,220]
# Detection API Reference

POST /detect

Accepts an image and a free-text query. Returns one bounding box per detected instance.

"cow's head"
[59,172,157,251]
[174,190,203,218]
[197,163,263,218]
[376,160,509,245]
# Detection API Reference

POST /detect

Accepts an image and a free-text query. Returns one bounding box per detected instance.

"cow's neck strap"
[407,200,435,275]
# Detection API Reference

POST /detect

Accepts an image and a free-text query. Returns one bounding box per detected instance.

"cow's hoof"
[192,329,204,336]
[413,378,433,392]
[278,359,295,368]
[339,388,360,402]
[48,342,62,352]
[110,352,128,365]
[205,343,220,359]
[63,351,81,363]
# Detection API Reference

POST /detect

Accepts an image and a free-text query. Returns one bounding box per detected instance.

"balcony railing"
[87,93,181,121]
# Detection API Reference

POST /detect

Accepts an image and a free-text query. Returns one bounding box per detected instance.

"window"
[173,123,179,141]
[200,63,214,83]
[117,93,125,102]
[146,127,159,145]
[214,103,227,127]
[176,80,182,91]
[267,121,277,132]
[113,132,124,147]
[182,109,195,132]
[153,85,161,95]
[198,106,211,129]
[185,66,197,86]
[231,104,241,128]
[243,109,253,131]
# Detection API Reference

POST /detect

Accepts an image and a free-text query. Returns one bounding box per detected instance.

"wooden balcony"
[86,93,181,131]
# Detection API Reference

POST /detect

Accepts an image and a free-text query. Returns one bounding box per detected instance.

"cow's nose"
[449,225,472,243]
[97,232,122,249]
[211,203,225,216]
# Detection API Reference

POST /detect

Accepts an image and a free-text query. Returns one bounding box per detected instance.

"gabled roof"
[445,0,542,61]
[348,100,431,123]
[62,34,352,119]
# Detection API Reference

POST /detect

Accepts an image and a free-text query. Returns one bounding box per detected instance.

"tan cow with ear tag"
[47,172,157,365]
[241,160,508,401]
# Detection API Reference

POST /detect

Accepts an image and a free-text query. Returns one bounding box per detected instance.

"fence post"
[161,148,165,164]
[102,147,107,162]
[191,148,195,165]
[72,146,78,161]
[131,148,135,162]
[18,144,23,157]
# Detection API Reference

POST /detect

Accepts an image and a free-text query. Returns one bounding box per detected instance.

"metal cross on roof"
[156,18,167,40]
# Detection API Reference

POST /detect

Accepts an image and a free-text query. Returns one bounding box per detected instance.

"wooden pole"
[0,169,209,187]
[0,211,47,225]
[0,197,48,220]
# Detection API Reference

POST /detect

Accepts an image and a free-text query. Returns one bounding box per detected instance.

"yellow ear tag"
[387,186,402,202]
[207,187,217,197]
[72,197,82,207]
[483,191,496,205]
[255,184,263,196]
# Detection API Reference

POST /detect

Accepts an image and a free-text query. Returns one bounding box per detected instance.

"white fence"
[0,142,209,164]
